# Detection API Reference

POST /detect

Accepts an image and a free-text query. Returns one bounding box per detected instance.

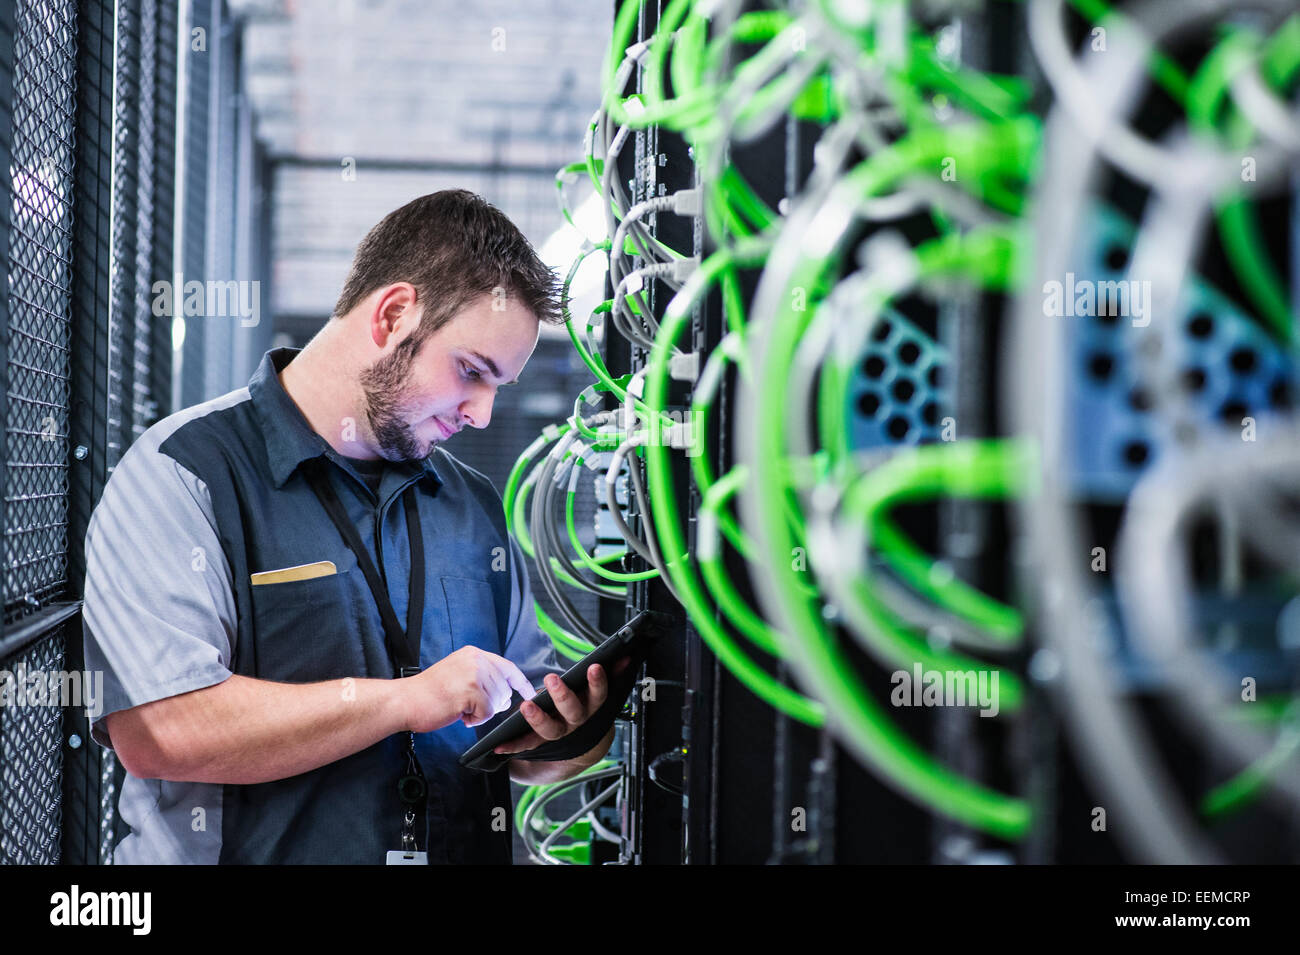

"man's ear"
[369,283,420,348]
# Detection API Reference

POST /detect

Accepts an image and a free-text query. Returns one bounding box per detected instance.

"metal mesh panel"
[108,0,140,474]
[61,0,116,867]
[0,623,67,864]
[132,0,159,439]
[147,0,176,426]
[179,0,211,409]
[4,0,77,621]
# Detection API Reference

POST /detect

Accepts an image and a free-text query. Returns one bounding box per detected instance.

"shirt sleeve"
[499,533,564,687]
[81,443,237,750]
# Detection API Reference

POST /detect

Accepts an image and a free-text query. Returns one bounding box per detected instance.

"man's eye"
[461,363,482,380]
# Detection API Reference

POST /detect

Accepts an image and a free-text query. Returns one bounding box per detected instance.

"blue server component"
[1066,204,1297,499]
[848,307,952,448]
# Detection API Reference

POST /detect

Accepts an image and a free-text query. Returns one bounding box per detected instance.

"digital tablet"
[459,610,673,772]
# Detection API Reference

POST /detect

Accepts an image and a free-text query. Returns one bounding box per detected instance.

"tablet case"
[459,610,674,772]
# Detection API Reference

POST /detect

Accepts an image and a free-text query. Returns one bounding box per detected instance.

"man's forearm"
[508,725,616,785]
[109,673,410,784]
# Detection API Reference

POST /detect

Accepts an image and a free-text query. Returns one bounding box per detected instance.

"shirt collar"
[247,346,444,491]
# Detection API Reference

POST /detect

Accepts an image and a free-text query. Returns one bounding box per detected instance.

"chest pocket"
[440,576,502,656]
[247,546,365,682]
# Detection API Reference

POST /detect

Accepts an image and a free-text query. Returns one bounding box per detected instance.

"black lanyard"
[302,455,429,852]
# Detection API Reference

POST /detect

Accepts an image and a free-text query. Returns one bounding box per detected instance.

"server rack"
[593,0,1300,865]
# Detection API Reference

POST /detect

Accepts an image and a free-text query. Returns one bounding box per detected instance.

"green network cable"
[1185,18,1300,344]
[537,604,594,662]
[812,242,1030,643]
[743,244,1032,840]
[783,232,1030,702]
[724,122,1039,835]
[503,424,623,658]
[516,759,620,864]
[615,0,809,245]
[1201,701,1300,820]
[697,466,787,658]
[644,251,827,727]
[565,493,658,584]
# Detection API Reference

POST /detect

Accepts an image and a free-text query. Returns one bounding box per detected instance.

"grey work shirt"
[81,345,561,864]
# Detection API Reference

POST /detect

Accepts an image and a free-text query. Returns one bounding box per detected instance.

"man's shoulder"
[150,386,253,452]
[427,447,511,535]
[429,447,502,501]
[100,387,253,506]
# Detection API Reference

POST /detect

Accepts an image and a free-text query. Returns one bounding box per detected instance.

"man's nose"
[462,392,493,429]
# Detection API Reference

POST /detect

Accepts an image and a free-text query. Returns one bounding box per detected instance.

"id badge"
[386,849,428,865]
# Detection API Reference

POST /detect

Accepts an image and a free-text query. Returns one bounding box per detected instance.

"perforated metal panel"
[109,0,140,474]
[0,0,78,867]
[849,308,951,448]
[4,0,78,620]
[0,622,67,864]
[178,0,213,410]
[61,0,116,869]
[132,0,161,441]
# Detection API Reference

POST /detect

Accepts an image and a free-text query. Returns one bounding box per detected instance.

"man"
[82,189,615,864]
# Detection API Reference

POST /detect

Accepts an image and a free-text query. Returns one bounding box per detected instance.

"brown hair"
[332,189,562,344]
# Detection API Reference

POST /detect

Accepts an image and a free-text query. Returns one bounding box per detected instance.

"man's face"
[358,292,540,462]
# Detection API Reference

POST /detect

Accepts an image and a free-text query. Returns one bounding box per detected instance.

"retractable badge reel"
[388,666,429,865]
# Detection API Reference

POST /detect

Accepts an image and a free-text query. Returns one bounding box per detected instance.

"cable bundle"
[516,0,1300,861]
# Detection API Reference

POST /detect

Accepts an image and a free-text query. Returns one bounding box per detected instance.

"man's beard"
[357,334,431,463]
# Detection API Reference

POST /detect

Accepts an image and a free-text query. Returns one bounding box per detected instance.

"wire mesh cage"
[1,0,178,866]
[131,0,160,442]
[0,622,67,864]
[4,0,78,623]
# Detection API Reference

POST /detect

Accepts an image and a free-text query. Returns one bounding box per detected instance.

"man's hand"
[493,656,632,756]
[401,645,536,733]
